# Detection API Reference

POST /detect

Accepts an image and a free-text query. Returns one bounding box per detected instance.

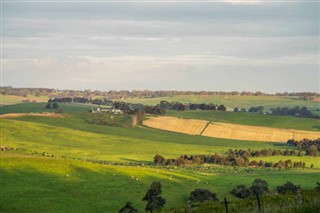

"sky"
[2,0,319,92]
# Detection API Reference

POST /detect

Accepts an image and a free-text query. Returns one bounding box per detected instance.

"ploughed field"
[1,101,320,212]
[143,116,320,142]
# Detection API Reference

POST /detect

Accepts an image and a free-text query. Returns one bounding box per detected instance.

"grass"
[0,94,48,105]
[166,110,320,131]
[1,115,275,162]
[0,102,93,115]
[1,102,319,212]
[1,152,319,213]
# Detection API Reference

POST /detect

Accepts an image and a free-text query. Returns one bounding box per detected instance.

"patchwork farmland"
[1,95,320,212]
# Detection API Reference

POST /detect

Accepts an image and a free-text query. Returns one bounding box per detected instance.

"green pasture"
[166,110,320,131]
[1,115,275,162]
[120,95,320,113]
[1,153,319,212]
[1,101,320,212]
[0,102,93,114]
[0,94,49,105]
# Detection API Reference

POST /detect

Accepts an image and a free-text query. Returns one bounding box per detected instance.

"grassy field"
[1,102,320,212]
[1,152,319,212]
[0,94,49,105]
[120,95,320,114]
[0,102,93,114]
[167,110,320,131]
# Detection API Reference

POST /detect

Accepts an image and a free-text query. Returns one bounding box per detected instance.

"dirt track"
[143,116,320,142]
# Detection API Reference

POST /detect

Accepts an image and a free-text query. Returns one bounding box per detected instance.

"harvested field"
[143,116,320,142]
[0,113,65,119]
[202,122,320,142]
[143,116,208,135]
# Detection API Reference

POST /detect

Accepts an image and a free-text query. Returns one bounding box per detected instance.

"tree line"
[160,101,227,111]
[153,151,309,169]
[2,86,319,100]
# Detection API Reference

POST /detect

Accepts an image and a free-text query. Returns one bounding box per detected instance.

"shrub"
[231,185,253,198]
[276,181,300,194]
[189,189,219,203]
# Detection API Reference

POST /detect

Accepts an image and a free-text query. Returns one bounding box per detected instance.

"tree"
[119,202,138,213]
[52,102,59,109]
[154,154,166,165]
[142,181,166,213]
[189,189,219,203]
[250,179,269,195]
[231,185,253,198]
[306,145,318,156]
[277,181,300,194]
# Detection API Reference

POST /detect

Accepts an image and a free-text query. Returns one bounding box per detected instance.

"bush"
[231,185,253,198]
[189,189,219,203]
[250,179,269,195]
[118,202,138,213]
[276,181,300,194]
[316,182,320,191]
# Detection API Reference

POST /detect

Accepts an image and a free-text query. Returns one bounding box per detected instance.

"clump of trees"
[248,106,264,113]
[142,181,166,213]
[154,148,307,169]
[270,106,319,119]
[159,101,227,111]
[189,189,219,203]
[287,138,320,156]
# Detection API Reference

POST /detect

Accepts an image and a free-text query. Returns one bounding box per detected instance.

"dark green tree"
[250,179,269,195]
[277,181,300,194]
[119,202,138,213]
[189,189,219,203]
[142,181,166,213]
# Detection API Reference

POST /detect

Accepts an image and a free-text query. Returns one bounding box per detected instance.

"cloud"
[2,1,319,92]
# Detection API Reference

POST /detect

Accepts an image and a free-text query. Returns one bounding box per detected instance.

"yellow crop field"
[202,122,320,142]
[143,116,320,142]
[143,116,209,135]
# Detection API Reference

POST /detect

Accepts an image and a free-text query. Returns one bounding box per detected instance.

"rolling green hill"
[1,102,320,212]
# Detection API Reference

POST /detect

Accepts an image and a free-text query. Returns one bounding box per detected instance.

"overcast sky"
[2,0,319,92]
